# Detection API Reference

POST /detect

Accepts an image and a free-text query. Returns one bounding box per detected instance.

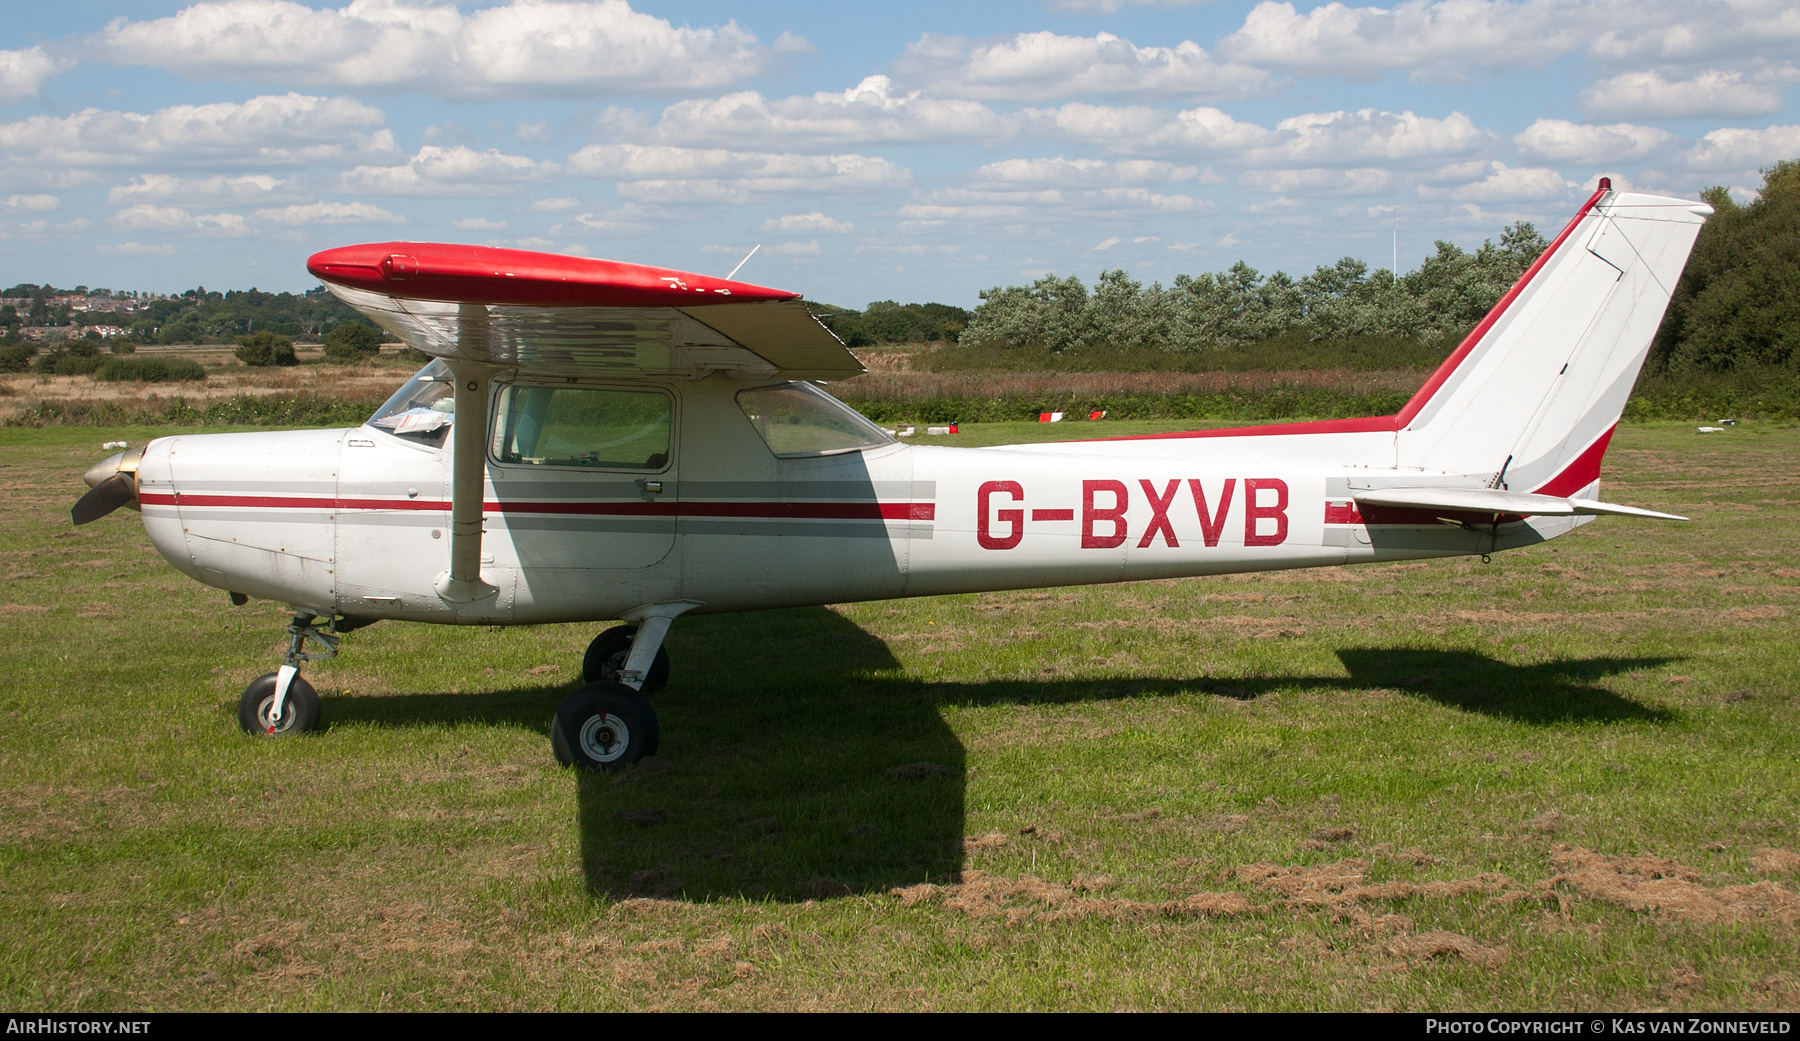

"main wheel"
[238,672,321,736]
[551,681,660,771]
[581,625,670,693]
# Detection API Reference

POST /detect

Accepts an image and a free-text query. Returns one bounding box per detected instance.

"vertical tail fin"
[1396,183,1710,496]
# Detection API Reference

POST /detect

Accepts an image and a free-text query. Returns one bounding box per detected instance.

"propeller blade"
[72,471,137,526]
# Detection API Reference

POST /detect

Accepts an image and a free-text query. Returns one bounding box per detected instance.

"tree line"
[942,161,1798,375]
[0,285,376,346]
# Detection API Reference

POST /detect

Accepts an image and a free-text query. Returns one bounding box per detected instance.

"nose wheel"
[239,672,320,735]
[238,611,339,736]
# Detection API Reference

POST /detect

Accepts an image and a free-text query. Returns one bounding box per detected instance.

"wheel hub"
[579,713,631,762]
[257,696,297,735]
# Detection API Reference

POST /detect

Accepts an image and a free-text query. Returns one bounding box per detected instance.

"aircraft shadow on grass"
[322,609,1674,903]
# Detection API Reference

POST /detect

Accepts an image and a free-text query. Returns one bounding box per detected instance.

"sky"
[3,0,1798,308]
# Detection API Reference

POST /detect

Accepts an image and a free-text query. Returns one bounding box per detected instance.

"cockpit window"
[491,385,671,470]
[736,381,895,458]
[368,358,455,446]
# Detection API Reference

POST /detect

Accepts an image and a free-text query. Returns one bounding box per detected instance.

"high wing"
[307,242,864,381]
[308,241,865,607]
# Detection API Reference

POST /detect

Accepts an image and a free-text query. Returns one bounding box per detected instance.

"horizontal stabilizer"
[1353,486,1685,521]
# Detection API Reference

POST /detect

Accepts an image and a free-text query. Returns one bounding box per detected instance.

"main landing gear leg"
[237,610,337,736]
[553,606,694,772]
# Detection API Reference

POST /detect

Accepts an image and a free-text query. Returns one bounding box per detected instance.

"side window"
[736,381,895,458]
[491,385,671,470]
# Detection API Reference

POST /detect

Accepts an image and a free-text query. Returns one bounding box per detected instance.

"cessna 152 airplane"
[71,179,1708,771]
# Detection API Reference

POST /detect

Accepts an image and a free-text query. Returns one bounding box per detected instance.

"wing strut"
[436,359,500,603]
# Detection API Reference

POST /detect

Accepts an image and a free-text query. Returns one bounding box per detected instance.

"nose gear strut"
[238,611,339,736]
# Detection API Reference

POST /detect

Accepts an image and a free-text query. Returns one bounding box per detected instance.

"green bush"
[31,346,105,376]
[110,340,136,354]
[1652,160,1800,373]
[956,224,1548,358]
[2,394,374,428]
[234,331,297,367]
[0,343,36,373]
[322,323,382,363]
[95,357,208,382]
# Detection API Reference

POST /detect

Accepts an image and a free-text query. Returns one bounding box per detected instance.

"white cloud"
[899,185,1213,224]
[113,204,199,230]
[0,94,393,173]
[1026,104,1484,168]
[100,0,780,100]
[761,212,853,234]
[968,156,1203,187]
[1091,236,1124,251]
[1261,109,1491,164]
[1585,0,1800,65]
[1028,103,1272,155]
[1682,125,1800,172]
[1240,167,1390,195]
[894,30,1275,101]
[0,47,71,104]
[555,204,663,235]
[1512,119,1677,164]
[566,144,911,203]
[453,217,507,231]
[1051,0,1211,9]
[254,201,404,225]
[1219,0,1584,81]
[107,173,309,206]
[1219,0,1800,85]
[1417,161,1573,202]
[338,145,546,196]
[528,197,582,213]
[103,242,179,256]
[111,204,253,236]
[4,194,61,213]
[1580,70,1787,120]
[650,76,1007,148]
[767,240,820,256]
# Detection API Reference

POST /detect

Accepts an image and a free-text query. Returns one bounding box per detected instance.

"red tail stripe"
[1528,425,1615,497]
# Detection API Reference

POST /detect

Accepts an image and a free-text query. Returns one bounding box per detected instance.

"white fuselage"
[134,372,1580,624]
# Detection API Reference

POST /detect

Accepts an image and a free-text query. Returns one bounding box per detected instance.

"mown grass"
[1,421,1797,1010]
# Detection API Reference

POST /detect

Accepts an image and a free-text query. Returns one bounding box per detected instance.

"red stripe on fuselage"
[139,492,933,521]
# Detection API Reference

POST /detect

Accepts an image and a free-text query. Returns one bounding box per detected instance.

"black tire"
[581,625,670,693]
[551,681,660,772]
[238,672,321,736]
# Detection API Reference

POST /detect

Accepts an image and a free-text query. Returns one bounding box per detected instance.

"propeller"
[72,447,143,526]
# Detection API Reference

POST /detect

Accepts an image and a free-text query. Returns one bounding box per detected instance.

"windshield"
[368,359,455,447]
[736,381,895,458]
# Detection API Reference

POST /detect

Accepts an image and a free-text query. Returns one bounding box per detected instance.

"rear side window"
[491,385,671,470]
[736,381,895,458]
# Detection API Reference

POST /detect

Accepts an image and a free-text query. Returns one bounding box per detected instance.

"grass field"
[2,420,1798,1011]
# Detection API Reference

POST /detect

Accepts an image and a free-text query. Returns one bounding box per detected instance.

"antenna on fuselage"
[726,244,761,281]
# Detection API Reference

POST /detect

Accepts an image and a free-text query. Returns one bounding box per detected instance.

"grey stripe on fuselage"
[337,511,931,540]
